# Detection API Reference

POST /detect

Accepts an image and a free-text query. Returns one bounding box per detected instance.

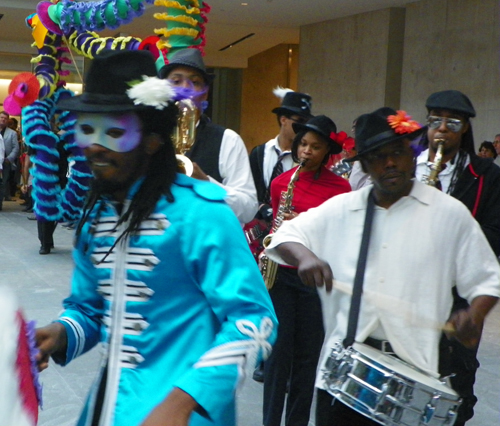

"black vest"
[187,115,225,183]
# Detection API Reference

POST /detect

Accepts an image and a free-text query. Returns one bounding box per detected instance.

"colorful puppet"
[6,0,211,223]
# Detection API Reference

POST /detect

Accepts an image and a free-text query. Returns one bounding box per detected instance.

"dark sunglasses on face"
[289,117,308,125]
[427,116,464,133]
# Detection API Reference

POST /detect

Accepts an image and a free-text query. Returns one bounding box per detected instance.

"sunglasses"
[289,117,308,125]
[427,116,464,133]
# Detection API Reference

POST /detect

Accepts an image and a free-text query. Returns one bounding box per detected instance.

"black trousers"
[263,267,324,426]
[438,335,479,426]
[0,160,12,204]
[315,389,379,426]
[37,220,57,249]
[438,288,480,426]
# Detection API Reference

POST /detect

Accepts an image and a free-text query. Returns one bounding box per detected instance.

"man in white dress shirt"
[265,107,500,426]
[250,88,313,213]
[158,48,257,224]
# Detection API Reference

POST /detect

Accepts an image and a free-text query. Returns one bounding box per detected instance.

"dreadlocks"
[75,103,178,258]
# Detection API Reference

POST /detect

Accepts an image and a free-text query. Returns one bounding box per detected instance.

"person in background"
[348,117,372,190]
[0,132,4,205]
[0,111,20,208]
[158,48,258,225]
[35,49,277,426]
[493,133,500,165]
[329,131,356,179]
[263,115,350,426]
[7,117,23,199]
[478,141,497,159]
[415,89,500,426]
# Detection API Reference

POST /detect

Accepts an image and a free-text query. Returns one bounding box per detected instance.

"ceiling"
[1,0,418,68]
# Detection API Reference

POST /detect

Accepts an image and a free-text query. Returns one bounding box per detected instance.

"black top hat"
[292,115,342,154]
[272,91,313,119]
[58,50,160,113]
[157,48,215,84]
[346,107,424,162]
[425,90,476,118]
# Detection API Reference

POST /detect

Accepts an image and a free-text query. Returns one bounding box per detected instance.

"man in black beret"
[264,106,500,426]
[415,89,500,425]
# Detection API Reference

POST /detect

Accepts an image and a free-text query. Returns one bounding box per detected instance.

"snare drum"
[323,342,461,426]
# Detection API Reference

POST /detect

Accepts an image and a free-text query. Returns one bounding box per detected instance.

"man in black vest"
[249,88,313,220]
[158,49,257,224]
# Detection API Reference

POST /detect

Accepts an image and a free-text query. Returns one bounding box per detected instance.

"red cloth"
[16,311,38,425]
[270,165,351,217]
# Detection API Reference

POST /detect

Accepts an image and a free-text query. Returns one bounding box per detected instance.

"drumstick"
[331,279,453,332]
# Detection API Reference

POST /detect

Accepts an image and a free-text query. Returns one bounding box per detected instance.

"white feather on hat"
[273,86,294,100]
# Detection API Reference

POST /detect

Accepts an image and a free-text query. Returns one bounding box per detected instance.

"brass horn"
[172,99,197,176]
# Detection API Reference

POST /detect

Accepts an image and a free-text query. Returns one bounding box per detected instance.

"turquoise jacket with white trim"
[55,173,278,426]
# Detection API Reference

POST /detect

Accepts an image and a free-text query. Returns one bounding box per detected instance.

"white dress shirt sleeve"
[207,128,258,224]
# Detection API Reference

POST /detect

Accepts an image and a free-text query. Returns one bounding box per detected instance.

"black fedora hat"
[272,91,313,119]
[157,48,215,84]
[292,115,342,154]
[58,50,164,113]
[425,90,476,118]
[346,107,424,162]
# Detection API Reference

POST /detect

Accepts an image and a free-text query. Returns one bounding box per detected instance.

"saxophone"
[422,138,445,187]
[172,99,197,176]
[260,160,306,290]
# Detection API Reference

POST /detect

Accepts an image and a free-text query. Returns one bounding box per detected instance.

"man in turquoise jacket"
[35,49,277,426]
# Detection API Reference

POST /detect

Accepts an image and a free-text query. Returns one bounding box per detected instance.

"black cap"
[158,48,214,84]
[425,90,476,118]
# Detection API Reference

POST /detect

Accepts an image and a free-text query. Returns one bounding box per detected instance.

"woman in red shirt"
[263,115,351,426]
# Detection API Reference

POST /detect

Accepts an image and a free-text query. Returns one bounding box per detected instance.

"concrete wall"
[299,0,500,146]
[401,0,500,144]
[240,44,299,151]
[299,8,406,135]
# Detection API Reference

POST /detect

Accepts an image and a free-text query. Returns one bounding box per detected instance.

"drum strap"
[343,189,376,348]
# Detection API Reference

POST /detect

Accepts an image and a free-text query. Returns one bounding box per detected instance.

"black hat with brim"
[272,91,313,119]
[158,48,215,84]
[57,49,158,113]
[346,107,425,162]
[292,115,342,155]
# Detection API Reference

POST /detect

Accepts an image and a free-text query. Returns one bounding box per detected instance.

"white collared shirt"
[266,180,500,380]
[204,128,258,224]
[262,136,295,188]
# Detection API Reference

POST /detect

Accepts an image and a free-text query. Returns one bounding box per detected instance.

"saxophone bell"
[176,154,194,177]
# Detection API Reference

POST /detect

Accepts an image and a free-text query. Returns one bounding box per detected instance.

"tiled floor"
[1,199,498,426]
